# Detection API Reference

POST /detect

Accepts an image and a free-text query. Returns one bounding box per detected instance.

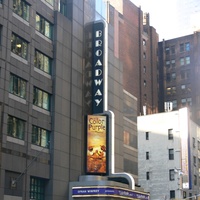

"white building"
[138,108,200,200]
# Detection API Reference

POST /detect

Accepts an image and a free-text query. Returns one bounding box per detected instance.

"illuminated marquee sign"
[83,21,105,114]
[92,21,105,114]
[72,186,149,200]
[86,115,108,175]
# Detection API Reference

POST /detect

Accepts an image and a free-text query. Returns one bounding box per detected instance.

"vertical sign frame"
[85,115,109,175]
[92,21,105,114]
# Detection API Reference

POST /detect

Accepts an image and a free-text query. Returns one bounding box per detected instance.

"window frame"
[146,172,150,180]
[9,73,26,99]
[32,125,50,148]
[13,0,30,21]
[36,13,53,39]
[146,152,149,160]
[170,190,175,199]
[33,87,51,111]
[168,129,173,140]
[7,115,25,140]
[169,149,174,160]
[34,50,52,74]
[169,169,175,181]
[146,132,149,140]
[11,33,28,59]
[30,177,46,200]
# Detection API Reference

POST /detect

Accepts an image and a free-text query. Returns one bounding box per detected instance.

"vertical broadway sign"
[92,21,105,114]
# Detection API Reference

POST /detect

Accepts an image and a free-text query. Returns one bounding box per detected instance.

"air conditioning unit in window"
[164,102,173,112]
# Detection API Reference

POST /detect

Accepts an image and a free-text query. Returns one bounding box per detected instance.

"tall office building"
[0,0,158,199]
[158,32,200,125]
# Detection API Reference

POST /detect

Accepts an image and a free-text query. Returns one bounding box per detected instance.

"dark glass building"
[0,0,158,199]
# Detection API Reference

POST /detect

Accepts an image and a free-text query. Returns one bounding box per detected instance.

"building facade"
[138,108,200,200]
[158,32,200,125]
[109,0,159,116]
[0,0,158,199]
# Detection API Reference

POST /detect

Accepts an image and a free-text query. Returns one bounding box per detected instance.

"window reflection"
[11,33,28,59]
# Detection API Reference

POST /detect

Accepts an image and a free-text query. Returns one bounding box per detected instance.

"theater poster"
[86,115,108,175]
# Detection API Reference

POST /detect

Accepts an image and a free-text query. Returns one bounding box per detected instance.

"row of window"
[166,70,190,82]
[13,0,53,39]
[165,42,190,55]
[7,115,50,148]
[166,84,191,95]
[145,148,174,160]
[145,129,173,141]
[11,32,53,74]
[165,56,190,68]
[6,172,46,200]
[10,74,51,110]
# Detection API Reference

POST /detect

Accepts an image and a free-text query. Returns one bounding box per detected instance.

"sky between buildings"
[131,0,200,41]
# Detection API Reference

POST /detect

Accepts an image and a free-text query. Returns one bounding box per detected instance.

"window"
[171,73,176,81]
[172,100,177,109]
[185,56,190,65]
[33,87,50,110]
[32,125,50,148]
[168,129,173,140]
[13,0,30,21]
[180,43,184,52]
[143,39,146,46]
[169,169,175,180]
[171,46,175,54]
[198,141,200,150]
[59,1,67,16]
[144,80,146,87]
[181,84,186,93]
[193,156,196,166]
[181,70,190,80]
[165,47,170,55]
[124,130,130,145]
[5,171,23,196]
[180,57,184,66]
[166,87,176,95]
[185,42,190,51]
[7,115,25,140]
[9,74,26,99]
[144,94,147,101]
[36,14,53,39]
[11,33,28,59]
[166,73,170,82]
[34,50,52,74]
[166,60,170,67]
[45,0,53,6]
[171,59,175,67]
[146,172,150,180]
[146,152,149,160]
[166,87,171,95]
[170,190,175,199]
[193,137,196,148]
[181,98,187,106]
[169,149,174,160]
[143,66,146,73]
[172,87,176,95]
[187,98,192,106]
[143,52,146,59]
[30,177,46,200]
[194,175,197,185]
[146,132,149,140]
